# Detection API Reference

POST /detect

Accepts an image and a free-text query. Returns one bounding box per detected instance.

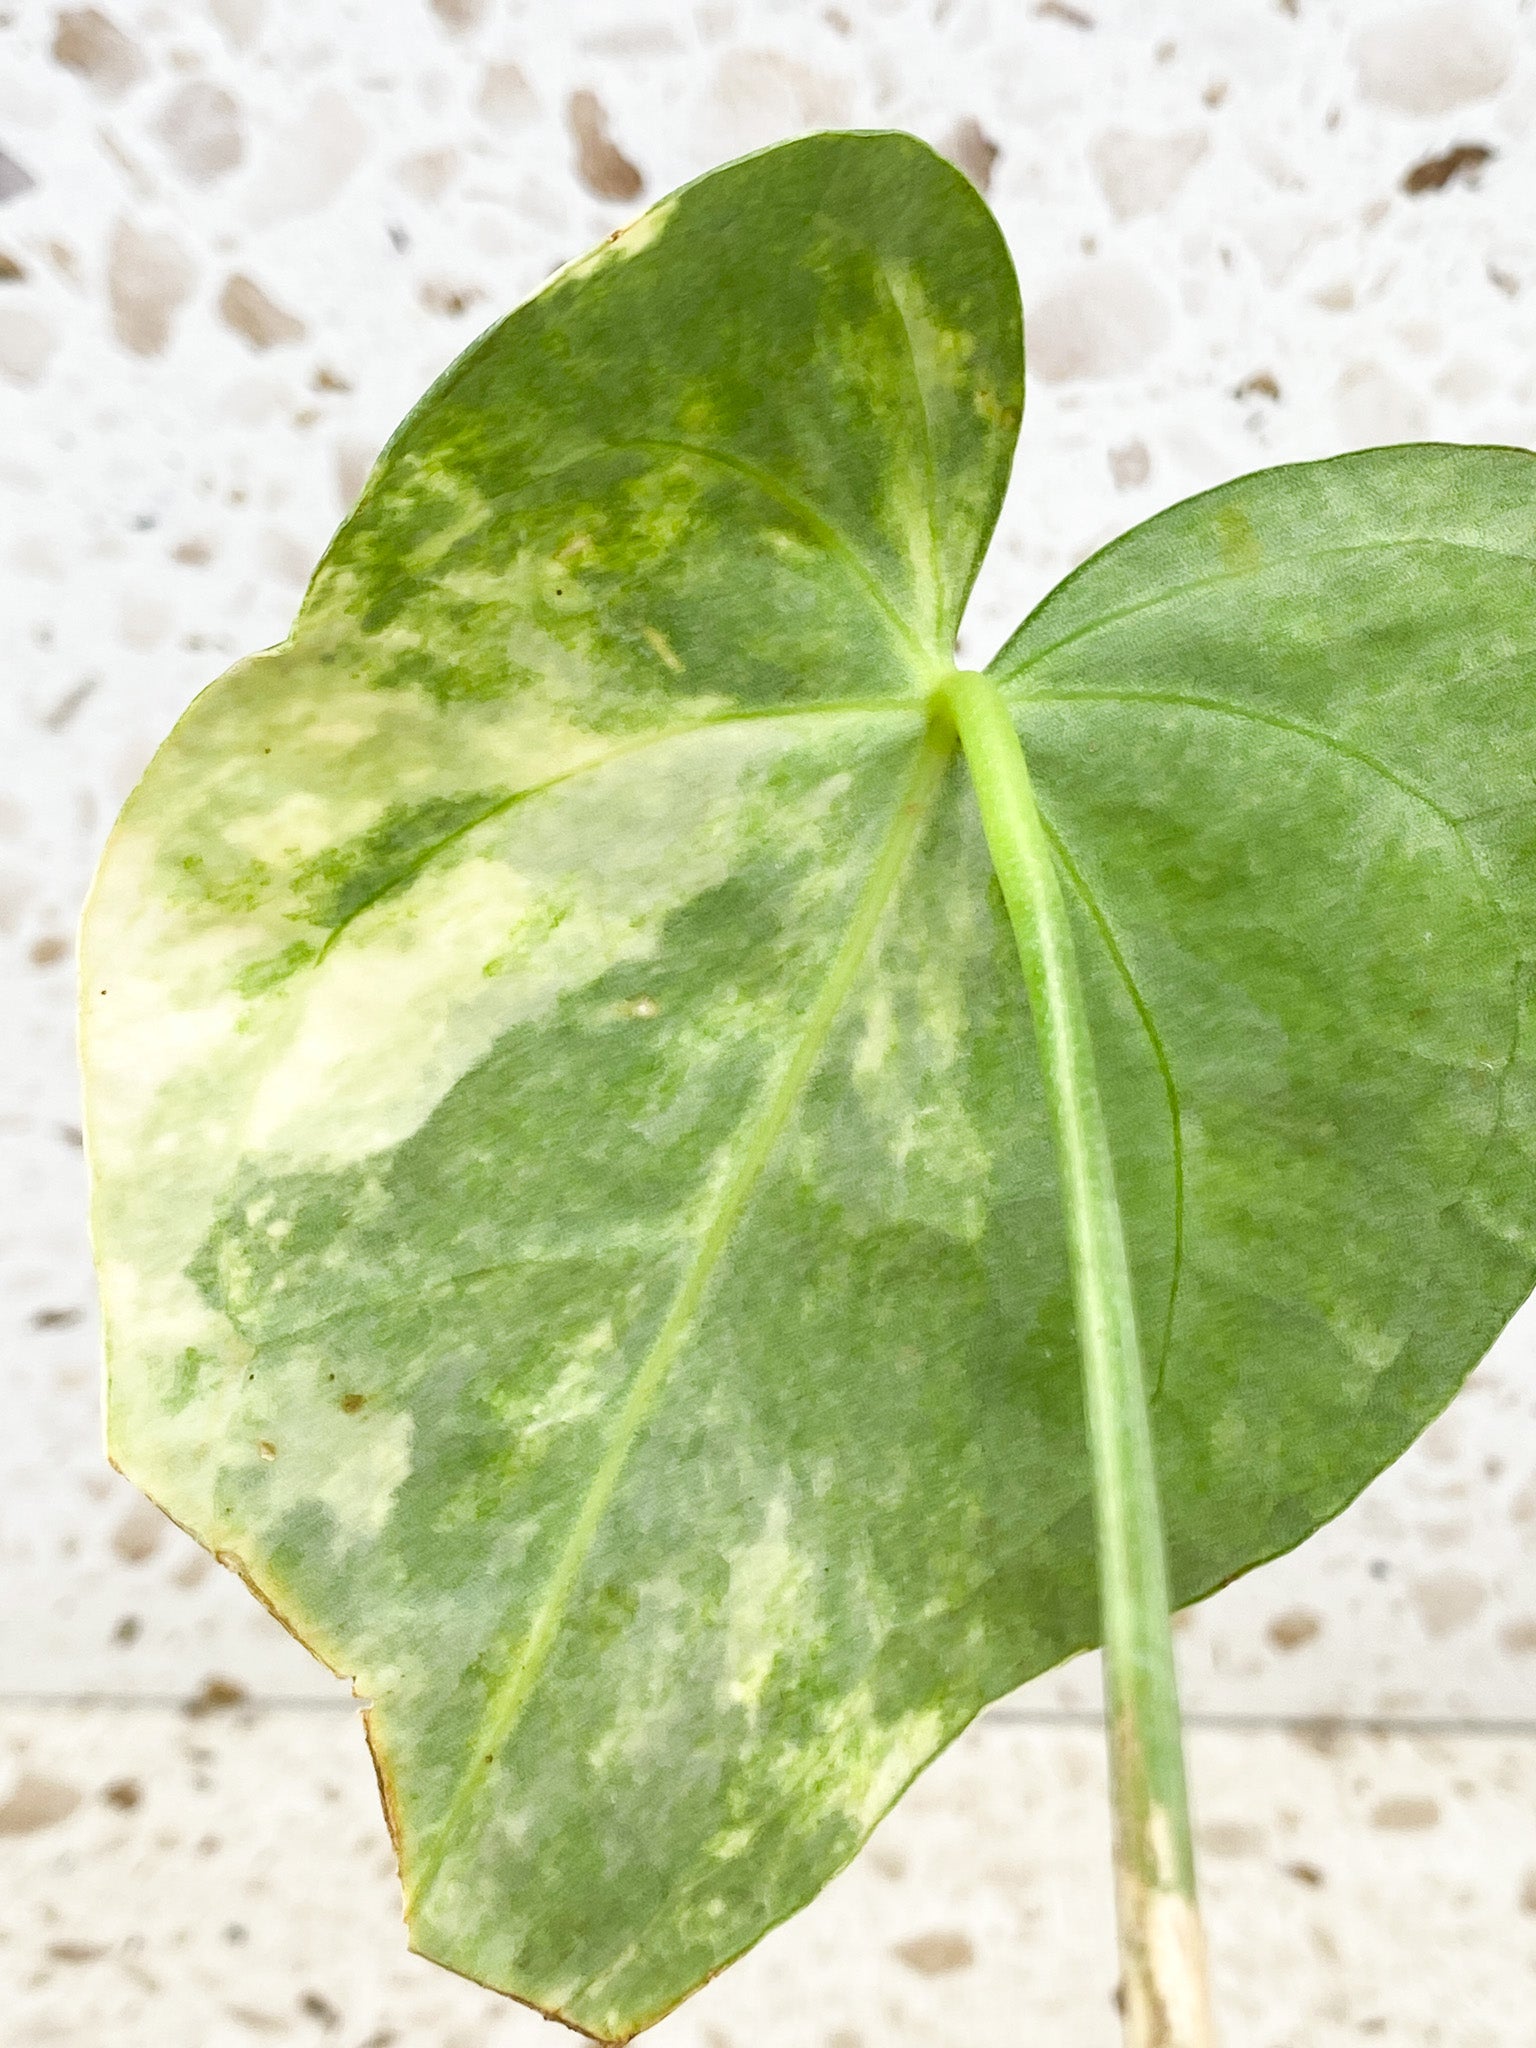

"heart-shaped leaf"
[82,132,1536,2040]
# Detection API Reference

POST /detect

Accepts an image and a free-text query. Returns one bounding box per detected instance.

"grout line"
[2,1694,1536,1740]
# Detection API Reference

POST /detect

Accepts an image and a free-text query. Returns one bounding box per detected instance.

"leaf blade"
[83,134,1035,2037]
[992,442,1536,1592]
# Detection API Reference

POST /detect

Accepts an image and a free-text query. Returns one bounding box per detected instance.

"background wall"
[3,1,1536,2042]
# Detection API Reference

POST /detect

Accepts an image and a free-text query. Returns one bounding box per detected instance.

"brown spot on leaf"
[940,117,1000,194]
[52,9,145,97]
[102,1778,141,1809]
[567,90,643,202]
[185,1676,248,1717]
[219,273,305,351]
[0,1773,81,1835]
[1403,143,1494,195]
[108,219,195,357]
[893,1930,975,1974]
[340,1392,367,1414]
[1267,1608,1321,1651]
[1371,1795,1439,1831]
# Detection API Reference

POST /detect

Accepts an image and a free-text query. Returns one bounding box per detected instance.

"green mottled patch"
[293,791,510,931]
[82,132,1536,2042]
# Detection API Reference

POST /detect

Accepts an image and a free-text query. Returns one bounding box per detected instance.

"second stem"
[939,668,1216,2048]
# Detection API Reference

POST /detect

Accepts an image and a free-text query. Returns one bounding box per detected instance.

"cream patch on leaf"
[316,1402,416,1542]
[800,1690,947,1834]
[719,1495,815,1726]
[240,726,781,1167]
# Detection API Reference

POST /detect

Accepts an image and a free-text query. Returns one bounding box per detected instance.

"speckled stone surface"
[4,1707,1536,2046]
[3,0,1536,2037]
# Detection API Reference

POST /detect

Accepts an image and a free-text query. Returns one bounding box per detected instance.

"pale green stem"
[939,669,1217,2048]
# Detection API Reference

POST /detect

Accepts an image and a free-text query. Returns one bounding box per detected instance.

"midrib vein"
[406,711,957,1916]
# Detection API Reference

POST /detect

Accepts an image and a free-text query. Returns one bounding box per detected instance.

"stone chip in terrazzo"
[106,217,196,357]
[1025,261,1170,382]
[218,272,306,351]
[0,146,36,203]
[566,87,643,201]
[1352,3,1514,117]
[51,8,145,101]
[476,60,537,128]
[1090,125,1208,219]
[939,115,1000,195]
[151,80,245,186]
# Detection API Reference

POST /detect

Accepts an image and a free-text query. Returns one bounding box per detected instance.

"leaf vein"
[996,537,1536,679]
[1026,686,1483,860]
[311,700,918,960]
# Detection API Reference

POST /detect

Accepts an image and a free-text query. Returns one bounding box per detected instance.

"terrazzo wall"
[3,3,1536,2043]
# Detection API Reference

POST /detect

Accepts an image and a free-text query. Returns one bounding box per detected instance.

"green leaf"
[81,128,1536,2040]
[991,440,1536,1596]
